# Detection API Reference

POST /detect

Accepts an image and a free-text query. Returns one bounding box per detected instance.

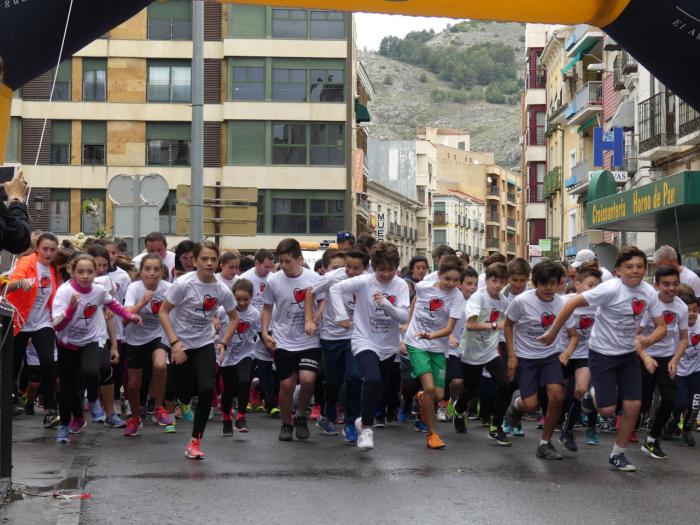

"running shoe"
[629,432,639,443]
[165,418,177,433]
[453,411,466,434]
[586,428,599,445]
[357,426,374,450]
[89,401,105,423]
[374,416,386,428]
[502,422,512,434]
[310,404,322,421]
[294,415,310,439]
[316,416,338,436]
[512,425,525,437]
[398,409,409,423]
[467,409,479,421]
[222,419,233,436]
[580,388,595,415]
[427,432,446,449]
[559,431,578,452]
[279,423,294,441]
[414,420,428,433]
[152,407,173,427]
[121,400,132,418]
[269,407,281,418]
[124,417,143,437]
[681,431,695,447]
[437,406,448,422]
[536,416,545,430]
[489,429,512,447]
[446,399,456,419]
[343,423,357,444]
[105,413,127,428]
[43,410,60,429]
[12,404,24,417]
[70,416,87,434]
[505,390,522,429]
[609,453,636,472]
[536,442,563,460]
[56,424,70,444]
[235,417,250,433]
[599,417,614,433]
[185,438,205,460]
[180,404,194,422]
[641,439,668,459]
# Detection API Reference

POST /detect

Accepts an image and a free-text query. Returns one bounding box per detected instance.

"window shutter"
[20,119,51,165]
[228,121,265,165]
[83,58,107,72]
[203,59,221,104]
[51,121,71,144]
[203,0,222,41]
[203,122,221,167]
[21,71,53,100]
[228,5,266,38]
[82,121,107,145]
[147,122,191,141]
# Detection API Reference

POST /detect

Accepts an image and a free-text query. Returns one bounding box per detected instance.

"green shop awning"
[586,171,700,232]
[355,98,371,124]
[561,39,599,75]
[578,114,599,135]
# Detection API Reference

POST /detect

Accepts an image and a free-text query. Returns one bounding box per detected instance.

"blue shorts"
[517,353,563,399]
[588,350,642,408]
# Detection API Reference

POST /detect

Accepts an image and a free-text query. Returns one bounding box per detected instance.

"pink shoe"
[310,404,322,421]
[70,415,87,434]
[152,407,173,427]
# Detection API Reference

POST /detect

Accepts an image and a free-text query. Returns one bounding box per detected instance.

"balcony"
[487,238,500,249]
[678,99,700,146]
[507,242,517,254]
[507,217,516,229]
[548,100,568,127]
[433,211,447,225]
[544,166,561,198]
[565,158,591,196]
[623,135,638,174]
[487,213,500,226]
[507,191,516,204]
[486,186,500,201]
[565,82,603,125]
[526,69,546,90]
[638,92,689,160]
[355,194,370,224]
[620,50,638,74]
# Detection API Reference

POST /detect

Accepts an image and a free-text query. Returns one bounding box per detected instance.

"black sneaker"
[42,410,60,429]
[641,439,668,459]
[234,418,249,433]
[505,390,522,428]
[609,453,636,472]
[24,398,35,416]
[559,430,578,452]
[453,412,466,434]
[536,442,563,460]
[294,416,310,440]
[580,389,595,415]
[222,419,233,436]
[279,423,294,441]
[489,429,512,447]
[661,418,676,440]
[681,431,695,447]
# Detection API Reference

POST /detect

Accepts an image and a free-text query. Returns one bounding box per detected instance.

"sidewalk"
[0,415,102,525]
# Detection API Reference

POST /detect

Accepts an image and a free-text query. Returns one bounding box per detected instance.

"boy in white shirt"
[675,291,700,447]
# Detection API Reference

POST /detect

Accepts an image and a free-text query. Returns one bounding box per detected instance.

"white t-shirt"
[601,267,614,282]
[678,322,700,377]
[262,267,321,352]
[404,281,466,354]
[132,250,177,282]
[240,268,269,311]
[423,271,438,283]
[108,266,132,341]
[22,262,53,332]
[506,289,569,359]
[460,289,508,365]
[124,280,171,346]
[560,293,597,360]
[329,273,409,360]
[583,277,664,356]
[218,305,261,367]
[216,273,240,291]
[680,266,700,297]
[641,296,689,358]
[52,282,114,347]
[312,267,357,341]
[165,272,236,350]
[477,273,487,290]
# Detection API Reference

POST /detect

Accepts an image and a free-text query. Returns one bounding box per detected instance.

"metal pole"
[190,0,204,241]
[344,13,353,234]
[133,176,142,254]
[0,308,15,479]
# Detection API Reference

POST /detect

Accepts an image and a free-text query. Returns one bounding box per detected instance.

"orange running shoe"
[185,437,205,460]
[427,432,446,450]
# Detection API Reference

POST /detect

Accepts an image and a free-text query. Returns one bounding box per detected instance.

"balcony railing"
[548,100,568,126]
[565,81,603,120]
[487,186,500,197]
[566,158,591,189]
[620,50,638,73]
[507,242,517,253]
[488,213,500,223]
[544,166,561,198]
[623,135,638,173]
[507,217,516,228]
[507,191,516,203]
[487,238,500,249]
[433,211,447,225]
[679,99,700,138]
[526,69,546,89]
[638,92,676,154]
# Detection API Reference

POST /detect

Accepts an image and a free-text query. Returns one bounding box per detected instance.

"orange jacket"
[6,252,60,335]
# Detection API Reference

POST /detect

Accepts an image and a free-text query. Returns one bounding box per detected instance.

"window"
[309,11,345,39]
[231,59,265,101]
[228,121,266,165]
[272,67,307,101]
[82,121,106,165]
[51,60,72,101]
[81,189,105,235]
[148,61,191,102]
[83,58,106,101]
[272,9,307,38]
[51,121,71,165]
[228,5,266,38]
[148,0,192,40]
[529,162,546,203]
[272,123,306,164]
[257,190,345,234]
[310,123,343,165]
[309,68,344,102]
[147,122,191,166]
[50,189,70,234]
[6,118,20,161]
[159,190,177,235]
[434,229,447,245]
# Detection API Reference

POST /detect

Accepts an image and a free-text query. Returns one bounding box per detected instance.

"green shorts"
[407,345,446,388]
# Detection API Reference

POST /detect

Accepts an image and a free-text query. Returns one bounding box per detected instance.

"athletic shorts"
[446,355,463,384]
[407,345,446,389]
[588,350,642,408]
[564,357,589,379]
[517,353,564,399]
[125,339,169,370]
[274,348,322,380]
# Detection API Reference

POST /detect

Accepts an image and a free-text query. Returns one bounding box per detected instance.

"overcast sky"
[355,13,466,51]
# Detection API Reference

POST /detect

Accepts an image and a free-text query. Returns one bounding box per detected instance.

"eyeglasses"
[337,232,355,241]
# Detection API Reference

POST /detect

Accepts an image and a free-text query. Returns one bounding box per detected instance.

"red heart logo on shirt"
[429,298,444,312]
[383,294,397,305]
[259,283,266,294]
[690,333,700,347]
[663,311,676,324]
[579,315,594,330]
[632,298,646,316]
[151,300,163,314]
[202,295,218,312]
[236,320,251,334]
[541,312,556,329]
[489,309,500,323]
[293,288,306,304]
[39,274,51,289]
[83,303,97,319]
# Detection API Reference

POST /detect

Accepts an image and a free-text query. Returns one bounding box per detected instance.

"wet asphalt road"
[80,414,700,525]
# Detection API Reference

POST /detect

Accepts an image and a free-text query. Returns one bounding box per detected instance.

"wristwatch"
[491,321,497,330]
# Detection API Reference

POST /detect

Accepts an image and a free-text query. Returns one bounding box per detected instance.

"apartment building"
[6,1,356,252]
[433,187,485,271]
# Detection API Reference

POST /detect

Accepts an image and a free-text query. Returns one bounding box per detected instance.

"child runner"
[52,254,142,443]
[328,241,409,450]
[558,262,602,451]
[675,292,700,446]
[455,262,511,446]
[504,260,574,460]
[261,238,322,442]
[637,265,688,460]
[217,251,241,289]
[540,246,667,471]
[123,253,173,436]
[159,240,238,460]
[422,244,456,282]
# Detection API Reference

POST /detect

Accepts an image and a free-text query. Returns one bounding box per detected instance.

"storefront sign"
[538,238,551,251]
[528,245,542,257]
[376,211,386,241]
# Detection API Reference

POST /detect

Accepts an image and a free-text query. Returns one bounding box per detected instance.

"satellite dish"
[107,174,138,205]
[140,173,169,208]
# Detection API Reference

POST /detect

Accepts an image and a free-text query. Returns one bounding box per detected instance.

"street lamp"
[34,194,44,212]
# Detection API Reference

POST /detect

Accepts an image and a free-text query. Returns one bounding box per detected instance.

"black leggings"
[58,342,111,425]
[220,357,253,417]
[356,350,395,427]
[641,356,676,439]
[457,357,510,429]
[171,345,216,438]
[254,359,278,412]
[14,327,57,410]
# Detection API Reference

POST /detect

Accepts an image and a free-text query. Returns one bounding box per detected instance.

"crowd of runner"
[6,230,700,472]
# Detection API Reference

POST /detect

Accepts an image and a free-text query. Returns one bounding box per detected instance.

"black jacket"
[0,200,31,254]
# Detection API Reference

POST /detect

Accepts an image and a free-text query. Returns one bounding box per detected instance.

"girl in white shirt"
[216,250,241,290]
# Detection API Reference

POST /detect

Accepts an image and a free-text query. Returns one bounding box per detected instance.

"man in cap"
[571,249,614,281]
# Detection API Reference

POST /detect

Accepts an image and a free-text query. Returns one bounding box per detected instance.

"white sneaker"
[355,417,374,450]
[437,407,448,422]
[121,400,132,418]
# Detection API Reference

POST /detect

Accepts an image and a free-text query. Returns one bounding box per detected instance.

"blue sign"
[593,127,624,168]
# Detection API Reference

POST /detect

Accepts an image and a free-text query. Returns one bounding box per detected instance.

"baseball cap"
[571,248,596,268]
[336,231,355,242]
